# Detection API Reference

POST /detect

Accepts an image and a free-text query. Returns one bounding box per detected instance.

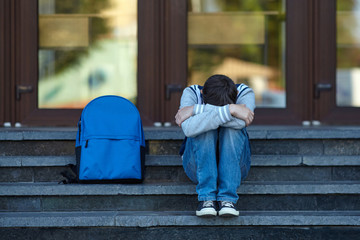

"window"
[187,0,286,108]
[38,0,137,108]
[336,0,360,107]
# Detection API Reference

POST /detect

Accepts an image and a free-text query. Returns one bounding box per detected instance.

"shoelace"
[221,201,234,208]
[203,200,214,207]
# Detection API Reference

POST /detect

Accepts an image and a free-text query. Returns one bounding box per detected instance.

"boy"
[175,74,255,217]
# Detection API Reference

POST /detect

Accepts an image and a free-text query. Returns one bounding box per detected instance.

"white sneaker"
[218,201,239,217]
[196,200,217,217]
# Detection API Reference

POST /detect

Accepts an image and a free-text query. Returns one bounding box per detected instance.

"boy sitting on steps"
[175,74,255,217]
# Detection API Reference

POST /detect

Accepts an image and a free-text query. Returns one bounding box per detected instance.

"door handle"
[165,84,183,100]
[16,85,33,100]
[314,83,332,99]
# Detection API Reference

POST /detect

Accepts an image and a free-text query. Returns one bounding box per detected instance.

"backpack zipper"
[84,137,138,148]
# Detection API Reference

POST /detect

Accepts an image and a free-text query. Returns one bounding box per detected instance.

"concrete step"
[1,155,359,183]
[3,154,359,167]
[145,155,360,182]
[1,127,360,156]
[1,214,359,240]
[2,138,360,156]
[1,210,359,228]
[1,182,359,212]
[2,126,360,140]
[1,214,360,240]
[148,138,360,155]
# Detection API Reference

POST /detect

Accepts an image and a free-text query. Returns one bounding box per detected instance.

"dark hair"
[202,74,237,106]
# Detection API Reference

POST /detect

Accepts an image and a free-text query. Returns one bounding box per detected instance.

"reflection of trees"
[56,0,111,40]
[188,0,285,88]
[39,0,112,75]
[338,0,356,10]
[337,0,360,69]
[56,0,111,13]
[188,46,263,85]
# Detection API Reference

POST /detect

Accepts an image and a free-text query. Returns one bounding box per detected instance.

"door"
[185,0,310,125]
[3,0,163,126]
[8,0,186,126]
[11,0,140,126]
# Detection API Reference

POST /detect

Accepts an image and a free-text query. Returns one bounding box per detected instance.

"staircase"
[0,126,360,239]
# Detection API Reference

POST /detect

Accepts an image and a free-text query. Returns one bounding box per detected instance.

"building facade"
[1,0,360,126]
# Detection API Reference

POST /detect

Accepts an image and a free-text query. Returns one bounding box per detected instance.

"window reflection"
[187,0,286,108]
[38,0,137,109]
[337,0,360,107]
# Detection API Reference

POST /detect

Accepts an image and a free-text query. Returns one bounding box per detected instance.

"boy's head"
[202,74,237,106]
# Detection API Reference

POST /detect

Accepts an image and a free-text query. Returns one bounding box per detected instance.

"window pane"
[38,0,137,109]
[337,0,360,107]
[187,0,286,108]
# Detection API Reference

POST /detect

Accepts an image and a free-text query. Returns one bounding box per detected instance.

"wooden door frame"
[137,0,162,126]
[313,0,336,123]
[13,0,81,126]
[0,0,5,125]
[13,0,177,126]
[167,0,313,125]
[1,0,17,126]
[13,0,163,126]
[251,0,313,125]
[141,0,315,125]
[138,0,187,126]
[313,0,360,124]
[163,0,187,124]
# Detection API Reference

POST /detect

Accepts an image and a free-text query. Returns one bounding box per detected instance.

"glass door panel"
[187,0,286,108]
[336,0,360,107]
[38,0,137,109]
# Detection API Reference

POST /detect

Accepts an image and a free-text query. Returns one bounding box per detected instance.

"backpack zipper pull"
[85,140,89,148]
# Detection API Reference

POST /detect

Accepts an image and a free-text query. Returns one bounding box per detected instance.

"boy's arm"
[177,86,255,137]
[175,87,198,126]
[220,88,255,129]
[180,100,253,134]
[180,104,231,137]
[177,87,232,137]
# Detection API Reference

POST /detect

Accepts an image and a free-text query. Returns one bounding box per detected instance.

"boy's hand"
[229,104,254,126]
[175,106,194,127]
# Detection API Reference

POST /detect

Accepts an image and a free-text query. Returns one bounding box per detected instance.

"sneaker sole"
[218,208,239,217]
[196,209,217,217]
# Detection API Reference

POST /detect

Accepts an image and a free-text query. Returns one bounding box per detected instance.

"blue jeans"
[182,127,251,203]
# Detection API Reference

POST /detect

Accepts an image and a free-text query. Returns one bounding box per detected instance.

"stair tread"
[1,126,360,141]
[1,210,360,228]
[1,155,359,167]
[1,181,359,196]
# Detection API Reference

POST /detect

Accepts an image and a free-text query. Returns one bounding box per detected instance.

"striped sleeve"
[193,104,205,115]
[199,104,232,124]
[218,105,232,124]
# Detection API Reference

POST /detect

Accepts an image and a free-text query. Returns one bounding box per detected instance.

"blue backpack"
[71,95,145,183]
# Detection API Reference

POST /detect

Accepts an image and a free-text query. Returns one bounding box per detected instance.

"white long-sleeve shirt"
[179,84,255,138]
